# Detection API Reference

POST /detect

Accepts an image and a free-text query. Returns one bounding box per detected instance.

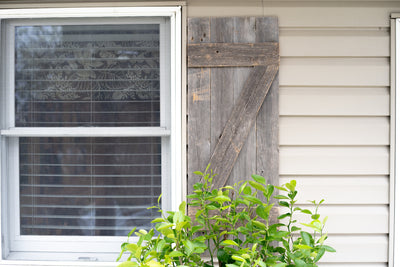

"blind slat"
[20,137,162,236]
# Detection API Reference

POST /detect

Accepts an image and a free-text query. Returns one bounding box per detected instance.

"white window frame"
[391,14,400,267]
[0,6,182,265]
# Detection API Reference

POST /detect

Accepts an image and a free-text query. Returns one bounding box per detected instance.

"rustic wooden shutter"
[187,17,279,197]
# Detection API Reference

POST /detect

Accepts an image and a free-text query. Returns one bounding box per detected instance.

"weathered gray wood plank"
[187,18,211,191]
[210,64,279,189]
[209,17,235,185]
[255,17,279,187]
[187,16,280,203]
[188,42,279,67]
[255,17,280,222]
[231,17,257,186]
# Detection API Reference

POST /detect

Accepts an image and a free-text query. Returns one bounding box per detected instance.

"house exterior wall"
[187,1,397,266]
[0,0,397,266]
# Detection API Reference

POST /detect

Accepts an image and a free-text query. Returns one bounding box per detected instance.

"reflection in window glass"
[20,137,162,236]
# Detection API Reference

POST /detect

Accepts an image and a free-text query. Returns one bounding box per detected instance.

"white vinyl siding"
[187,0,395,266]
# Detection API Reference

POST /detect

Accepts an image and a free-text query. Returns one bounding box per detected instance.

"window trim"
[0,6,182,264]
[391,14,400,267]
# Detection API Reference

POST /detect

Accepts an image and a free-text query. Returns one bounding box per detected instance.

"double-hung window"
[0,7,182,262]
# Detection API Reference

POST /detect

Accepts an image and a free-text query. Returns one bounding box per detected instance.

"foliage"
[117,166,335,267]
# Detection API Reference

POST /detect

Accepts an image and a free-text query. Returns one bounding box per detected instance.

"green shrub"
[117,167,335,267]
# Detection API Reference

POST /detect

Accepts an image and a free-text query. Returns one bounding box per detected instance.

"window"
[0,7,182,263]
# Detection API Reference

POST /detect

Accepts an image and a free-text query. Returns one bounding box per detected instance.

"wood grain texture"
[187,16,279,194]
[188,42,279,67]
[255,16,279,187]
[209,64,278,189]
[187,17,211,190]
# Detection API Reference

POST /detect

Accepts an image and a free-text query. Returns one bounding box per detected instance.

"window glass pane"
[15,24,160,127]
[19,137,161,236]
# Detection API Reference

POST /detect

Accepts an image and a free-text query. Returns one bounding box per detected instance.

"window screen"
[14,23,164,236]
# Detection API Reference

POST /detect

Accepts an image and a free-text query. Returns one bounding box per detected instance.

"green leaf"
[293,259,306,267]
[301,231,312,246]
[317,234,328,244]
[214,195,231,203]
[272,231,290,238]
[179,201,186,214]
[274,186,288,192]
[311,214,320,220]
[249,180,266,192]
[252,220,266,229]
[267,184,274,198]
[320,245,336,252]
[243,186,252,195]
[279,201,290,208]
[151,218,165,223]
[256,205,269,220]
[156,223,174,231]
[217,249,230,263]
[257,260,267,267]
[242,194,262,204]
[294,244,312,250]
[223,185,235,190]
[314,248,325,263]
[277,213,291,220]
[291,226,301,232]
[126,243,138,254]
[323,216,328,225]
[274,195,289,200]
[231,255,245,262]
[117,261,139,267]
[288,180,297,191]
[173,210,184,224]
[147,260,165,267]
[252,174,266,185]
[239,182,247,194]
[301,209,312,215]
[169,251,184,257]
[272,263,287,267]
[193,171,203,176]
[127,227,137,238]
[183,240,196,256]
[222,240,239,246]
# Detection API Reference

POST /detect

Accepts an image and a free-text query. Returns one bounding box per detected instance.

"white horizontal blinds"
[19,137,162,236]
[14,24,160,127]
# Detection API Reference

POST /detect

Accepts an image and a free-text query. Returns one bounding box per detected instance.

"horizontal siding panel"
[280,146,389,175]
[188,2,400,27]
[280,29,389,57]
[280,117,389,145]
[280,176,389,204]
[279,205,388,234]
[320,235,388,263]
[280,87,389,116]
[280,58,389,87]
